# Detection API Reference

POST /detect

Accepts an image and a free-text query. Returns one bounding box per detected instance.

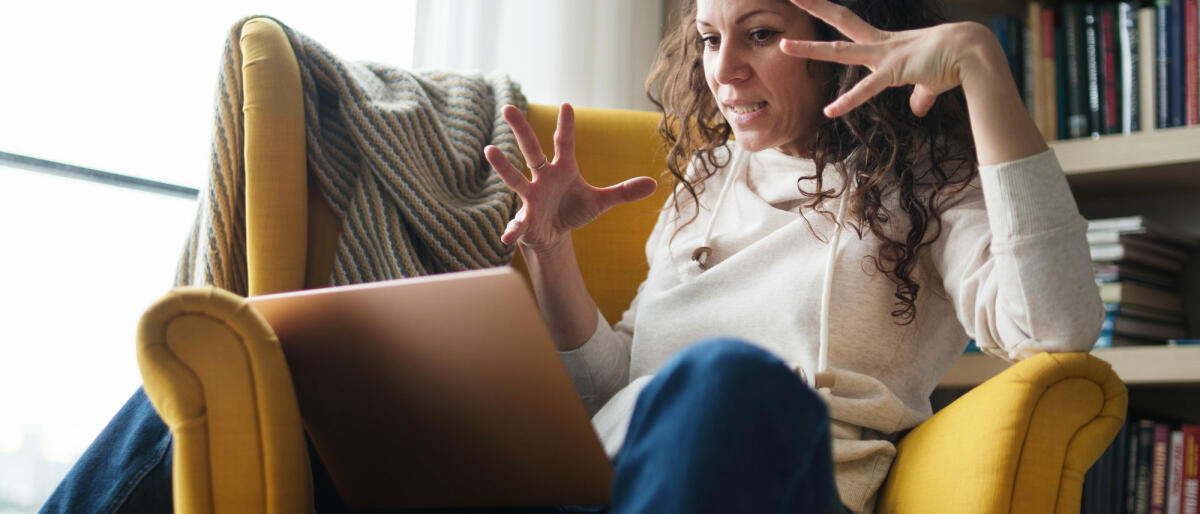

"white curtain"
[413,0,665,111]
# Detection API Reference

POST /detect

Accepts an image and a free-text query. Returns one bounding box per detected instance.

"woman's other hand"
[484,103,658,254]
[781,0,1046,165]
[779,0,1002,118]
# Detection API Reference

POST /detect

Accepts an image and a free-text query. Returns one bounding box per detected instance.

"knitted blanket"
[177,16,525,294]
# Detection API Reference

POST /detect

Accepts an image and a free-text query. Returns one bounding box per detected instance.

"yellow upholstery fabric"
[139,15,1126,513]
[137,287,313,514]
[877,352,1127,514]
[241,18,308,297]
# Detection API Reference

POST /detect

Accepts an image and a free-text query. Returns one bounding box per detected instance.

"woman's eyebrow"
[697,9,784,28]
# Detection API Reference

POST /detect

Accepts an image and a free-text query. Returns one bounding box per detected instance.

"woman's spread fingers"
[484,144,531,195]
[781,39,875,66]
[597,176,658,209]
[825,71,891,117]
[501,211,527,245]
[789,0,884,42]
[909,84,939,117]
[553,103,576,163]
[501,104,549,171]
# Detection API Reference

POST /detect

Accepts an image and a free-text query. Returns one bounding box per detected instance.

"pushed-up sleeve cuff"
[558,310,629,414]
[978,148,1081,241]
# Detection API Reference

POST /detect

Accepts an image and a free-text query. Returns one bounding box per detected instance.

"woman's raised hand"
[781,0,1004,118]
[484,103,658,253]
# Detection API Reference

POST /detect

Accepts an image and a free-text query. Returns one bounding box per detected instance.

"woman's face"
[697,0,827,157]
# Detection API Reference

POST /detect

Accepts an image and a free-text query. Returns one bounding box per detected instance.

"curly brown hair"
[646,0,979,324]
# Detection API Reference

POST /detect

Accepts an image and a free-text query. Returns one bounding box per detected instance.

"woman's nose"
[713,45,750,84]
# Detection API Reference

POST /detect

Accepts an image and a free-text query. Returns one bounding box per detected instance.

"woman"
[44,0,1100,512]
[482,0,1101,512]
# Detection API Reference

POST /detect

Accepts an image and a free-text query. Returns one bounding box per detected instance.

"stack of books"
[1081,418,1200,514]
[1089,215,1196,347]
[990,0,1200,141]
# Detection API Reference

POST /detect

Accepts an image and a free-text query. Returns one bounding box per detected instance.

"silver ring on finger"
[528,158,548,171]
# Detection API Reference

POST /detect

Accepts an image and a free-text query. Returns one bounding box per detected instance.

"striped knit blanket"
[177,16,525,294]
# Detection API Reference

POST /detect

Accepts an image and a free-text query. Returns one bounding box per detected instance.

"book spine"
[1120,2,1141,134]
[1187,0,1199,125]
[1044,7,1060,139]
[1140,420,1156,514]
[1140,7,1158,133]
[1024,11,1037,117]
[1059,23,1072,139]
[1171,0,1186,127]
[1184,425,1199,514]
[1087,3,1105,136]
[1158,0,1172,128]
[1102,4,1122,134]
[1030,2,1045,133]
[1171,430,1184,514]
[1066,3,1091,137]
[1154,423,1171,514]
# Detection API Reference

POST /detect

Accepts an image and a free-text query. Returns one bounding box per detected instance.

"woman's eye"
[700,35,720,49]
[749,29,780,46]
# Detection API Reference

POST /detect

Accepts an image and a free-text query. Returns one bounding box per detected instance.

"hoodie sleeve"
[931,148,1105,362]
[557,199,672,414]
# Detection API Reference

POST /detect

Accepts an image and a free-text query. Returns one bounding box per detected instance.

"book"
[1153,423,1171,514]
[1066,2,1092,137]
[1157,0,1172,128]
[1120,1,1142,134]
[1117,422,1133,514]
[1103,301,1186,324]
[1131,420,1145,514]
[1043,6,1060,140]
[1087,216,1200,249]
[1096,331,1168,348]
[1090,235,1190,262]
[1171,430,1184,514]
[1030,2,1046,134]
[1140,7,1158,133]
[1184,424,1199,514]
[1101,3,1122,134]
[1187,0,1199,125]
[1170,0,1186,127]
[1100,281,1183,312]
[1087,3,1106,136]
[1104,311,1186,340]
[1093,262,1182,291]
[1090,243,1186,273]
[1139,420,1157,514]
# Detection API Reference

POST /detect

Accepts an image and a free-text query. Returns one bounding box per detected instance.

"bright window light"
[0,2,417,511]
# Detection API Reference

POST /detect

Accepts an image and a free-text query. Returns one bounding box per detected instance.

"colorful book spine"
[1170,0,1186,127]
[1066,3,1091,137]
[1184,424,1199,514]
[1186,0,1198,125]
[1086,3,1106,136]
[1101,4,1122,134]
[1171,430,1184,514]
[1140,7,1158,133]
[1043,6,1059,140]
[1157,0,1172,128]
[1154,423,1170,514]
[1120,1,1141,134]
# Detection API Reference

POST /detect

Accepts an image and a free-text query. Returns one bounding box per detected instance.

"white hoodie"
[559,144,1104,513]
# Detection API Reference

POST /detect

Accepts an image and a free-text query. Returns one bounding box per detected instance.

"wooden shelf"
[1053,126,1200,196]
[938,346,1200,388]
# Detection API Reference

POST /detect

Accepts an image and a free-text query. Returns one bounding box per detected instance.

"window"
[0,2,417,510]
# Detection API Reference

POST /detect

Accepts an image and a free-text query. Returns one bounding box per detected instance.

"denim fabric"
[42,339,847,514]
[40,387,173,514]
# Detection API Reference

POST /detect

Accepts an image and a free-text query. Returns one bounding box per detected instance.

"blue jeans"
[43,339,847,513]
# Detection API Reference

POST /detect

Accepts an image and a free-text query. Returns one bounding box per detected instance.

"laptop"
[247,266,613,509]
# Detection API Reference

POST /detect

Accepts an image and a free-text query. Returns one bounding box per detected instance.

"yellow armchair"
[136,16,1127,513]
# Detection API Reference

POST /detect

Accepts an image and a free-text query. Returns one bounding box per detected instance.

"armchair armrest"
[137,287,313,514]
[877,352,1127,514]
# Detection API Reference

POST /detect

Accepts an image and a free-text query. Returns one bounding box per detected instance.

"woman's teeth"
[729,102,767,114]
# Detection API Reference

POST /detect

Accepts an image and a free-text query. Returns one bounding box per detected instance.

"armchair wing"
[877,352,1127,514]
